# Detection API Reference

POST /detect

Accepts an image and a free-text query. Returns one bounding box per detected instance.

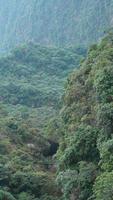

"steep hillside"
[0,0,113,52]
[56,32,113,200]
[0,44,85,199]
[1,27,113,200]
[0,44,85,129]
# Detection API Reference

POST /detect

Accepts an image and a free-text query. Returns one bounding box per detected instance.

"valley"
[0,1,113,200]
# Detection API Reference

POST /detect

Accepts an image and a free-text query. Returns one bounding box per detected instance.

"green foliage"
[96,103,113,140]
[57,162,97,200]
[18,192,36,200]
[94,172,113,200]
[94,66,113,103]
[0,44,83,107]
[1,23,113,200]
[0,190,16,200]
[98,139,113,172]
[56,33,113,199]
[58,125,99,169]
[0,44,84,199]
[10,171,50,197]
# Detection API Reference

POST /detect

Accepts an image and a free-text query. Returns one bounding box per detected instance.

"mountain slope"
[0,0,113,52]
[56,32,113,200]
[0,44,85,199]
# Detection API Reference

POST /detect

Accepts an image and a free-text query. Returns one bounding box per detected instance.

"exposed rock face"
[0,0,113,52]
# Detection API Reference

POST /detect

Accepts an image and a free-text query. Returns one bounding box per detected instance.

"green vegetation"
[0,43,84,199]
[1,26,113,199]
[56,32,113,199]
[0,43,84,128]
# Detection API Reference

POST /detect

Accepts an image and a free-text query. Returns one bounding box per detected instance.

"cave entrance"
[48,140,59,156]
[43,140,59,157]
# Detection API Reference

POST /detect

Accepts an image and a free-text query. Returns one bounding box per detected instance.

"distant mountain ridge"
[0,0,113,52]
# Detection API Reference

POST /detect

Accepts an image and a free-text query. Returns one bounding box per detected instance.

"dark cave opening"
[43,140,59,157]
[48,140,59,156]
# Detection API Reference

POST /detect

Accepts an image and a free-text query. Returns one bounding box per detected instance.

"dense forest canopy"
[0,1,113,200]
[0,44,85,130]
[0,43,85,199]
[1,31,113,200]
[56,32,113,200]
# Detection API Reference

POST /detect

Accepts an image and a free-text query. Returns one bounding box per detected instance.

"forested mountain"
[0,44,85,132]
[0,44,85,200]
[0,0,113,52]
[56,32,113,200]
[1,30,113,200]
[1,1,113,200]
